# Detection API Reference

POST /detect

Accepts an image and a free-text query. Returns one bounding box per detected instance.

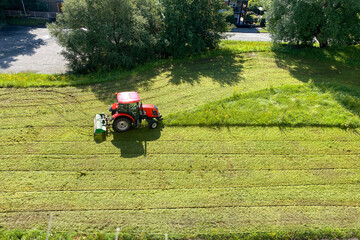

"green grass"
[165,84,360,128]
[2,228,360,240]
[258,28,269,33]
[1,42,360,237]
[0,41,273,87]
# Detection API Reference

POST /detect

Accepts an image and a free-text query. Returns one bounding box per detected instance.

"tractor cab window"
[118,104,128,112]
[129,103,139,117]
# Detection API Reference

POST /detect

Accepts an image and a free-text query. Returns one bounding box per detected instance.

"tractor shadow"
[110,124,163,158]
[272,44,360,119]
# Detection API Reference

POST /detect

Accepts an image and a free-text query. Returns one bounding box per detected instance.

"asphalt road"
[224,28,271,41]
[0,26,271,74]
[0,26,67,74]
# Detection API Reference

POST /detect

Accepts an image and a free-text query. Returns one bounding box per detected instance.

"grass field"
[1,42,360,238]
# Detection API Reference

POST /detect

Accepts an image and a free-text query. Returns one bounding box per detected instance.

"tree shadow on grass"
[166,53,245,86]
[81,49,246,106]
[0,26,45,69]
[272,44,360,119]
[81,66,163,105]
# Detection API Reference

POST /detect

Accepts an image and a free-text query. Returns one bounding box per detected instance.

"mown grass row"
[2,169,360,192]
[1,138,359,155]
[2,184,360,212]
[2,125,360,142]
[2,207,360,235]
[1,154,359,171]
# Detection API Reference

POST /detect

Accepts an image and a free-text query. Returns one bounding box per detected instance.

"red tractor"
[94,92,162,133]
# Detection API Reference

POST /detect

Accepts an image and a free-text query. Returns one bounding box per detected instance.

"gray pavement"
[0,26,271,74]
[0,26,67,74]
[223,27,272,42]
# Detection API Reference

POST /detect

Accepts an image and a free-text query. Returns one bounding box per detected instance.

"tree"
[48,0,161,73]
[161,0,230,57]
[267,0,360,47]
[49,0,230,73]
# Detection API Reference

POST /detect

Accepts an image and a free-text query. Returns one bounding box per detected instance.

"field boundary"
[1,228,360,240]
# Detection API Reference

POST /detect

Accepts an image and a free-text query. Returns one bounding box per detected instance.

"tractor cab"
[108,92,162,132]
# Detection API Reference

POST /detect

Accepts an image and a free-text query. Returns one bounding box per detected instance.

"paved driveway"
[224,28,272,42]
[0,26,67,74]
[0,26,271,74]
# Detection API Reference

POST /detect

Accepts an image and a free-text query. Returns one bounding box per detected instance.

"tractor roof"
[117,92,140,104]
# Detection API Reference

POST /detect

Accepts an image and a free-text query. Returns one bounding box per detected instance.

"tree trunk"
[315,32,328,48]
[319,41,328,48]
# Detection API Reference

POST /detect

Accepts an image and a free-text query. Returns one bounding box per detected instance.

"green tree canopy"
[48,0,161,73]
[49,0,229,72]
[162,0,230,57]
[267,0,360,47]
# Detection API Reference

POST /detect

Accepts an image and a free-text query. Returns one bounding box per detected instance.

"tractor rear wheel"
[148,119,158,129]
[113,117,131,132]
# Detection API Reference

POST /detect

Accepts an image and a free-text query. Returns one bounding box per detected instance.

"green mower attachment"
[93,113,108,134]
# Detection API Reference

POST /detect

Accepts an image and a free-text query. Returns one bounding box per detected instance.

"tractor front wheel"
[148,119,158,129]
[113,117,131,132]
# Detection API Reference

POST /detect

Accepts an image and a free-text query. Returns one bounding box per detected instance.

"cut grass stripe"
[1,126,359,143]
[0,154,360,171]
[0,140,358,155]
[1,169,360,192]
[1,183,357,193]
[1,184,360,212]
[2,206,360,233]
